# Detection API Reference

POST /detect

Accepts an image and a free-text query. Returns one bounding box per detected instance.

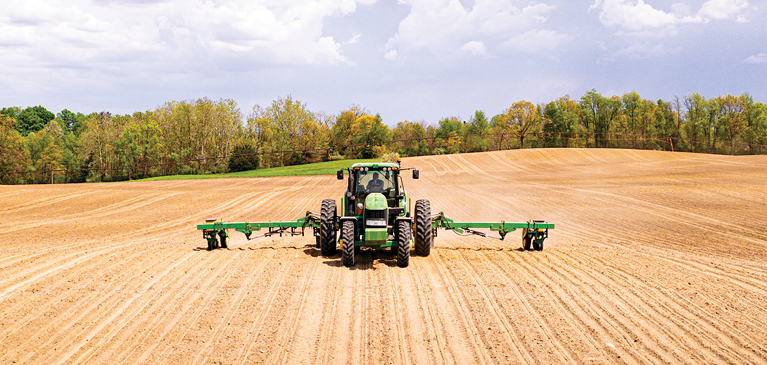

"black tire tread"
[320,199,337,256]
[414,199,433,257]
[397,220,411,267]
[342,220,355,267]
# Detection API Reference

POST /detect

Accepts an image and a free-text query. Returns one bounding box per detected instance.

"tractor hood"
[365,193,388,211]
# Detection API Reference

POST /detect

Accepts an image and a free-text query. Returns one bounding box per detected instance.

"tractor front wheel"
[397,220,411,267]
[414,199,432,256]
[341,220,355,267]
[320,199,337,256]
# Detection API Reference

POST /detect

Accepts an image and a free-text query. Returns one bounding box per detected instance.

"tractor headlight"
[366,219,386,227]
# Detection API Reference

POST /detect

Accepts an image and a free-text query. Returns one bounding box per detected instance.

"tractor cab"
[338,162,409,217]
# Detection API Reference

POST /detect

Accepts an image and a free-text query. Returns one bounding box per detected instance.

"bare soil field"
[2,148,767,364]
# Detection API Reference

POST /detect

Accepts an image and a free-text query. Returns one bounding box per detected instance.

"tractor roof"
[350,162,400,169]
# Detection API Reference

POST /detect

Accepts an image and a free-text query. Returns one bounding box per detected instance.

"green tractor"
[197,160,554,268]
[317,161,431,267]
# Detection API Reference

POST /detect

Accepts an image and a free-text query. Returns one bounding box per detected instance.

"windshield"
[354,169,397,196]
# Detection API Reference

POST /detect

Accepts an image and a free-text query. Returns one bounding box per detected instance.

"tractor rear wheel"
[218,231,227,249]
[397,220,411,267]
[414,199,433,257]
[523,233,532,251]
[320,199,337,256]
[341,220,355,267]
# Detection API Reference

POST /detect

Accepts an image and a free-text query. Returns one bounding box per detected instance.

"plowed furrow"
[185,250,277,364]
[118,250,272,364]
[0,242,167,343]
[298,255,344,365]
[7,243,193,364]
[471,249,580,364]
[529,248,733,364]
[267,249,324,364]
[408,256,454,364]
[558,248,767,362]
[424,250,495,363]
[232,250,300,364]
[138,251,248,365]
[442,248,539,364]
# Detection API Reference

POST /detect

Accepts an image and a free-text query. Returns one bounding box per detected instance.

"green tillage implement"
[197,212,554,254]
[197,160,554,267]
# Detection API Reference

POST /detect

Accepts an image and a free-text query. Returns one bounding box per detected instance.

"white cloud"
[385,49,398,60]
[384,0,557,59]
[0,0,377,71]
[589,0,702,34]
[590,0,754,35]
[743,53,767,64]
[698,0,751,21]
[499,29,572,56]
[461,41,486,56]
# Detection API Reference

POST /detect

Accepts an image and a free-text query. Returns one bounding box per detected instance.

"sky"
[1,0,765,125]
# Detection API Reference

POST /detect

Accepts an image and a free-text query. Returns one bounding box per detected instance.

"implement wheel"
[320,199,337,256]
[414,199,433,257]
[533,237,543,251]
[218,231,227,249]
[523,233,532,251]
[207,235,218,251]
[397,220,411,267]
[341,220,355,267]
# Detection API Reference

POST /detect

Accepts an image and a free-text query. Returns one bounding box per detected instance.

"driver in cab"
[367,172,384,192]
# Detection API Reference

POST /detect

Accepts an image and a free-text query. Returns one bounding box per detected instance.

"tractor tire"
[397,220,411,267]
[218,231,227,249]
[207,236,217,251]
[523,233,532,251]
[414,199,433,257]
[320,199,337,256]
[341,220,355,267]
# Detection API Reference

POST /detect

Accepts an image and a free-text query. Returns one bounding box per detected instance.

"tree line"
[1,91,766,184]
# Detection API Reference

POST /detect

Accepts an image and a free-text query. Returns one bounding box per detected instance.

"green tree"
[0,114,30,184]
[579,90,622,148]
[115,113,164,179]
[542,96,579,148]
[17,106,55,136]
[505,101,541,149]
[743,99,767,154]
[435,116,464,153]
[683,94,707,153]
[24,130,63,183]
[1,106,21,120]
[715,94,748,155]
[350,114,391,158]
[392,120,429,156]
[465,110,491,152]
[228,140,259,172]
[56,109,89,135]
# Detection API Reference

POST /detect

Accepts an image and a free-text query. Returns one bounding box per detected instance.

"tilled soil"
[1,148,766,364]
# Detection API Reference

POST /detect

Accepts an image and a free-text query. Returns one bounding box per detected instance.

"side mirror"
[412,169,420,179]
[336,170,344,180]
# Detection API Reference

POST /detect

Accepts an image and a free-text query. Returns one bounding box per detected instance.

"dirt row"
[1,148,766,364]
